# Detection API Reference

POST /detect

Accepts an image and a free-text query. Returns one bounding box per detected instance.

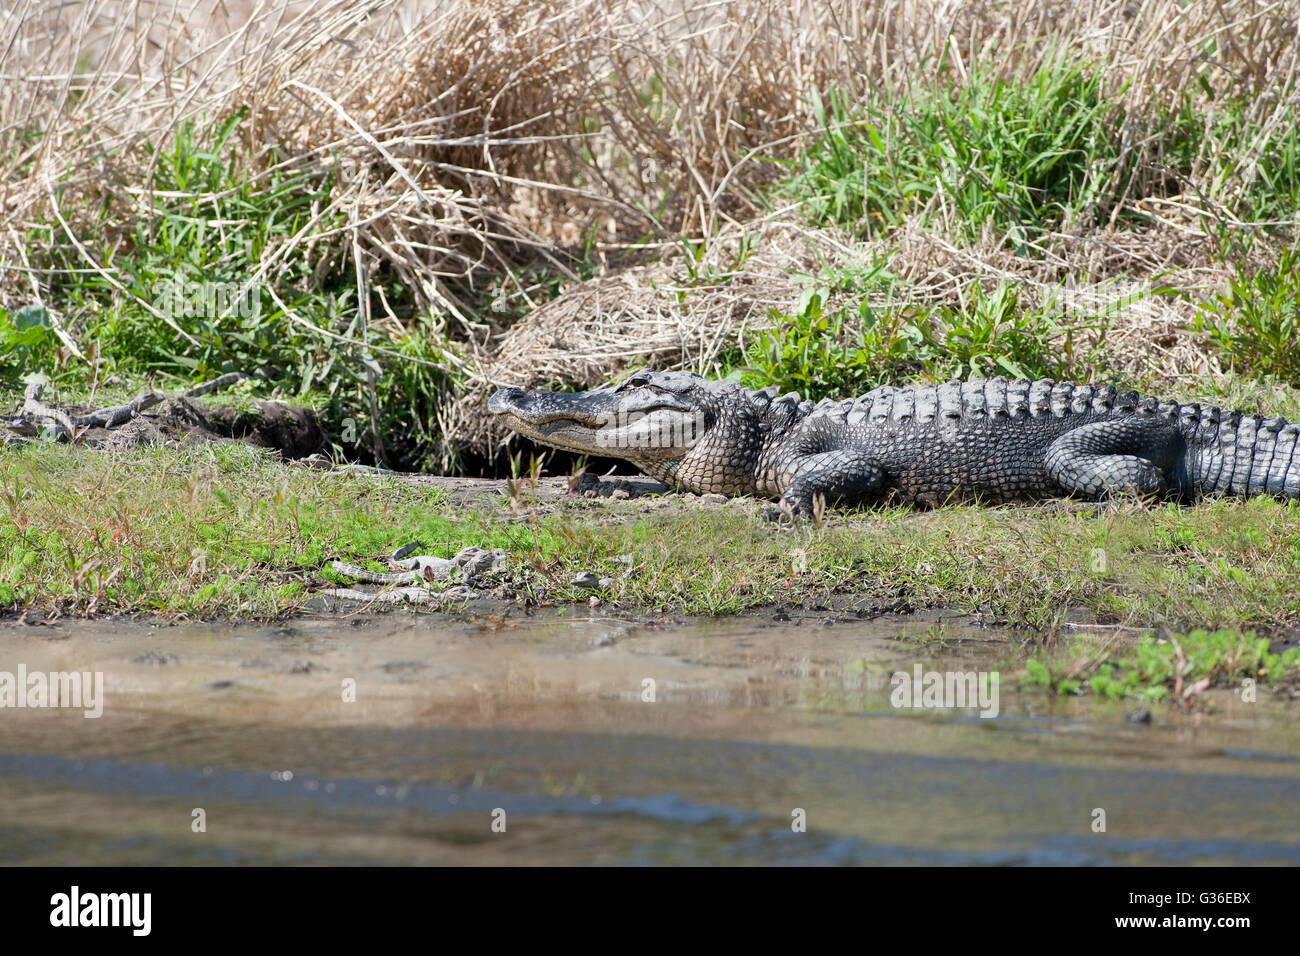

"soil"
[76,396,329,458]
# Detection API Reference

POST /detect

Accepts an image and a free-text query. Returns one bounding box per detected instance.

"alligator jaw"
[489,384,703,460]
[487,386,608,455]
[488,386,611,427]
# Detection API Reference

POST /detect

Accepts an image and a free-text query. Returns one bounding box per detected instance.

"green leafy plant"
[789,55,1122,242]
[0,305,57,382]
[722,258,929,400]
[922,283,1105,381]
[724,268,1115,400]
[1196,247,1300,386]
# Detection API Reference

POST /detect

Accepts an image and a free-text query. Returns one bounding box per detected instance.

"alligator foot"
[761,497,823,525]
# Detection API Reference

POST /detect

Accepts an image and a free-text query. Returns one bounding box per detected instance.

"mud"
[384,472,752,516]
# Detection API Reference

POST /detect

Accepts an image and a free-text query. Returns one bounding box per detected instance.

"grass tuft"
[1022,629,1300,701]
[789,56,1121,241]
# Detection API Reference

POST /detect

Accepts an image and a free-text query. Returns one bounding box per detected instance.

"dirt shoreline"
[5,606,1291,738]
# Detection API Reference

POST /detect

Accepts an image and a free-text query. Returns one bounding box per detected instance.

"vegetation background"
[3,0,1297,473]
[2,0,1300,666]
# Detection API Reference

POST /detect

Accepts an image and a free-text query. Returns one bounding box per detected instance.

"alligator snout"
[488,385,614,427]
[488,387,527,415]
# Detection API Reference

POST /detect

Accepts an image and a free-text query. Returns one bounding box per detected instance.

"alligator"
[488,371,1300,514]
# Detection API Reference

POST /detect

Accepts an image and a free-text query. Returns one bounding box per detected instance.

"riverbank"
[4,441,1300,702]
[7,441,1300,626]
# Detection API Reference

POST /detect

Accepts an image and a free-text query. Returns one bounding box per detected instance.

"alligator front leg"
[1045,418,1185,500]
[776,450,885,516]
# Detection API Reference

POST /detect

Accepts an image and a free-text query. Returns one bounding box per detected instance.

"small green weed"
[1196,247,1300,387]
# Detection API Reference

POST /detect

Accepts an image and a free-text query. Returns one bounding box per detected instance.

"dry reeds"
[1,1,1295,462]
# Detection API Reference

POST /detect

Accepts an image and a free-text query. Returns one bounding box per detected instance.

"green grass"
[1,443,476,617]
[788,58,1299,246]
[1158,91,1300,231]
[1022,629,1300,702]
[5,443,1300,630]
[788,55,1121,242]
[37,112,351,383]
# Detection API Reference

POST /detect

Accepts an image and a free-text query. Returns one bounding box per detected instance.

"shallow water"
[1,610,1297,865]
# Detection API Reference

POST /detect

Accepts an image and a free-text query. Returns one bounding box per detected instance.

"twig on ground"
[183,373,250,399]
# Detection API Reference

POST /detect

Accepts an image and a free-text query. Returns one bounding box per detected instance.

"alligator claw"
[762,499,804,525]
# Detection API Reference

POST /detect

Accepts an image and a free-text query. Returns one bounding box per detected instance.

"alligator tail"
[1185,406,1300,499]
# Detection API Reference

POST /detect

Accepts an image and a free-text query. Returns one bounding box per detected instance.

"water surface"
[1,610,1296,864]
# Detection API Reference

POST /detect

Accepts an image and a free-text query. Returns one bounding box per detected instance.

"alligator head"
[488,369,773,493]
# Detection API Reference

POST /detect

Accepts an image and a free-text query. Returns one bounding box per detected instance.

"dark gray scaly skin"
[488,370,1300,514]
